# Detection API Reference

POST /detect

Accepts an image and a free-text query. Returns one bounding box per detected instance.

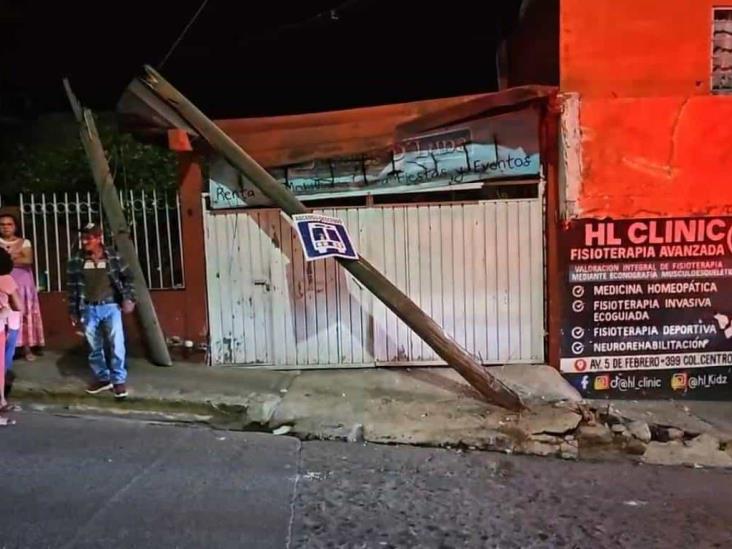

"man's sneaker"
[86,380,112,394]
[113,384,128,399]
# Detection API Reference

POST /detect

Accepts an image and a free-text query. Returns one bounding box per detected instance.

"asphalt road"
[1,412,731,548]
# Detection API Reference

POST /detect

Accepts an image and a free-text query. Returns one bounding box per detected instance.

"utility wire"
[158,0,210,68]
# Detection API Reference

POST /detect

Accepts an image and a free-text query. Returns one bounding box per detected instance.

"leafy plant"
[0,113,177,198]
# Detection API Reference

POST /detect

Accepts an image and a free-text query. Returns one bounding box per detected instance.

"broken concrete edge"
[593,402,732,442]
[11,386,732,468]
[587,401,732,468]
[10,386,283,429]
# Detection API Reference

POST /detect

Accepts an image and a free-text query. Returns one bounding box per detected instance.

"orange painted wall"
[39,290,188,356]
[561,0,721,98]
[177,154,209,343]
[562,0,732,218]
[578,95,732,218]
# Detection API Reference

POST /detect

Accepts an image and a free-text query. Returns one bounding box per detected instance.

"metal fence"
[0,191,185,292]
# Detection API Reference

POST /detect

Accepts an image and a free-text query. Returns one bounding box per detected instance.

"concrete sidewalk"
[9,352,732,467]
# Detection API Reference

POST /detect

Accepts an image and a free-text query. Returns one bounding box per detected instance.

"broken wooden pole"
[139,66,525,411]
[64,79,173,367]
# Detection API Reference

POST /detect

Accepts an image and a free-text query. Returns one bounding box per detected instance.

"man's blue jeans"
[82,303,127,384]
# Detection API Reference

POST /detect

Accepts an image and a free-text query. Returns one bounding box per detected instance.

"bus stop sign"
[292,213,358,261]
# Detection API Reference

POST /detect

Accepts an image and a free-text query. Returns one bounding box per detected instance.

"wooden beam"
[213,93,486,135]
[396,85,557,138]
[139,66,526,411]
[222,119,399,155]
[117,78,197,137]
[541,96,562,369]
[245,135,394,168]
[64,79,173,367]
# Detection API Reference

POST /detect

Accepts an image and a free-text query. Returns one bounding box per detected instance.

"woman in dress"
[0,214,45,361]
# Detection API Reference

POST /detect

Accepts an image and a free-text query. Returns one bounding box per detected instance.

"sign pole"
[64,79,173,367]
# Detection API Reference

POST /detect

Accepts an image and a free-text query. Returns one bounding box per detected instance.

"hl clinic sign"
[571,218,732,261]
[560,216,732,401]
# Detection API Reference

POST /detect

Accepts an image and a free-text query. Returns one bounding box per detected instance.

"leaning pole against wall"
[137,66,525,411]
[64,79,173,367]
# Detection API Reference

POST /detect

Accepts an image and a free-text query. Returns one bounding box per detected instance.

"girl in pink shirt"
[0,248,22,425]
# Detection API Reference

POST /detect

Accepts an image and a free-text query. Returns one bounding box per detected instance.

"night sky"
[1,0,523,120]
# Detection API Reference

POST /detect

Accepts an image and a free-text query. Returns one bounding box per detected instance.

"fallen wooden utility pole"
[139,66,525,411]
[64,79,173,367]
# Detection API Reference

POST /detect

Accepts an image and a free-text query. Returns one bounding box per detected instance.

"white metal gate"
[0,191,185,292]
[204,200,544,367]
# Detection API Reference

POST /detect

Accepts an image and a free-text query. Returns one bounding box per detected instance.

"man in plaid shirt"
[66,223,136,398]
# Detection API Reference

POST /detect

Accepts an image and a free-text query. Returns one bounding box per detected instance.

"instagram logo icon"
[594,375,610,391]
[671,373,688,391]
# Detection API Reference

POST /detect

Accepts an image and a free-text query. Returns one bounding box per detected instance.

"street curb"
[14,386,732,468]
[11,387,270,429]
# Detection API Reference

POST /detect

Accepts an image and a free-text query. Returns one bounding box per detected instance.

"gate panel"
[205,200,544,367]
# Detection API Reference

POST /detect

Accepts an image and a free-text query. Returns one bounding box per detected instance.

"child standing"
[0,248,22,424]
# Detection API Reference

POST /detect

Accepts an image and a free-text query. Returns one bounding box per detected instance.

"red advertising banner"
[560,217,732,400]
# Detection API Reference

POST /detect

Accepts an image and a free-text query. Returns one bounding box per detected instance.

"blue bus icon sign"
[293,214,358,261]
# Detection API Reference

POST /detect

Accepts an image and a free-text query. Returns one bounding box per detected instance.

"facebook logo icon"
[580,375,590,391]
[293,214,358,262]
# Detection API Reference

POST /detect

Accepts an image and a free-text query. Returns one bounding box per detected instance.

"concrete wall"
[571,95,732,218]
[39,291,186,355]
[561,0,720,98]
[560,0,732,219]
